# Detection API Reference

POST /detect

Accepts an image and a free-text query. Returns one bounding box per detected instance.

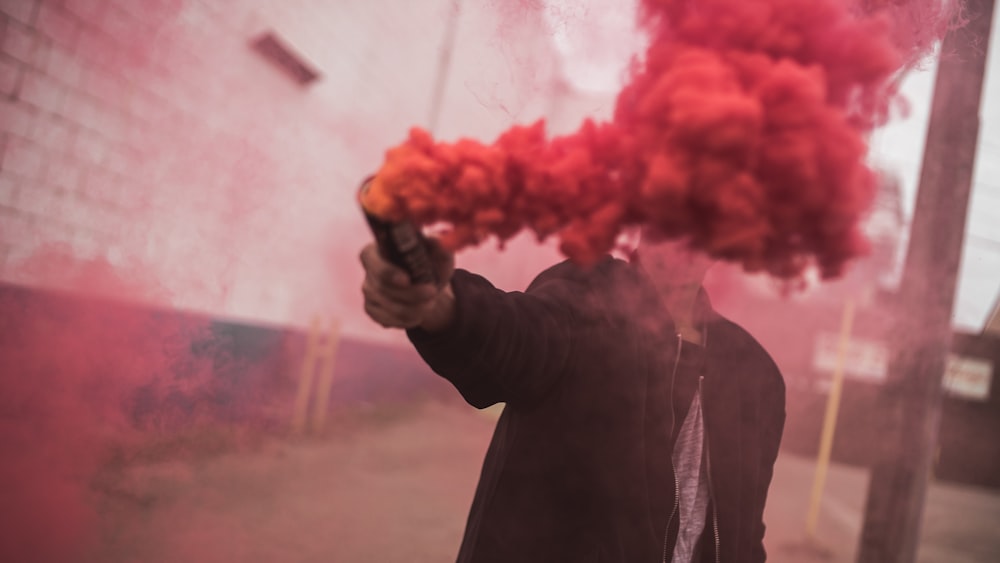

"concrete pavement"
[93,401,1000,562]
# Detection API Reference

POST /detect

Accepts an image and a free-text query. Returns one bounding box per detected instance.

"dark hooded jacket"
[408,257,785,562]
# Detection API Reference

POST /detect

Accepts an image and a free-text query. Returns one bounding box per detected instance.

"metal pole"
[427,0,462,134]
[856,1,996,561]
[806,297,856,538]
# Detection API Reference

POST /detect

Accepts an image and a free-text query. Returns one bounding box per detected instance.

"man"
[360,231,785,562]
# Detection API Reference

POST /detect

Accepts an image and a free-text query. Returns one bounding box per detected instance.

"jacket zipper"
[700,375,721,563]
[662,334,683,563]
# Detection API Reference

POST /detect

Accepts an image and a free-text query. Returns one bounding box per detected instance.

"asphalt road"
[92,401,1000,562]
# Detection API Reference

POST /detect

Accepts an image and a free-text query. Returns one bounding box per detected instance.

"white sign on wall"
[812,334,994,401]
[812,333,890,383]
[943,354,993,401]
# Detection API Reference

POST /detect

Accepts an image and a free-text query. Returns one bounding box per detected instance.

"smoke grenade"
[358,176,438,285]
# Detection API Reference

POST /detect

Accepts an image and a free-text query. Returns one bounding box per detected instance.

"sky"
[868,6,1000,331]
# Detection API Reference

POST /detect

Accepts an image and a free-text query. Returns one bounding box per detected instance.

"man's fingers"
[365,299,409,328]
[360,243,409,285]
[359,244,410,287]
[363,293,424,329]
[362,272,436,306]
[360,238,454,330]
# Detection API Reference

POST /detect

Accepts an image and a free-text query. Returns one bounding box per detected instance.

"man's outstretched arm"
[360,242,579,410]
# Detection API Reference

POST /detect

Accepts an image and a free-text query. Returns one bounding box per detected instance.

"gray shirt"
[671,389,710,562]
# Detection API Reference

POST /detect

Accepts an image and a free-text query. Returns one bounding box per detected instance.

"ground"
[92,401,1000,562]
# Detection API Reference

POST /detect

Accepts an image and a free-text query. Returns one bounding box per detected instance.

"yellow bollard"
[311,319,341,433]
[292,316,341,435]
[805,297,855,539]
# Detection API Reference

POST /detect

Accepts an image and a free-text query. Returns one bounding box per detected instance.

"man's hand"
[360,240,456,332]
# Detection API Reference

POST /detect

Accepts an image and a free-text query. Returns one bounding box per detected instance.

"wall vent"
[250,32,321,86]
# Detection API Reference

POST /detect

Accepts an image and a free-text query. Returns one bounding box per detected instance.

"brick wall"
[0,0,611,341]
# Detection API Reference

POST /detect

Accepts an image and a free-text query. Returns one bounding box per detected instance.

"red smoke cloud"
[364,0,953,279]
[0,249,217,562]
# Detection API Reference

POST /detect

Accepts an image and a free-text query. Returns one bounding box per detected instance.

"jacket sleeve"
[406,265,585,410]
[751,368,786,563]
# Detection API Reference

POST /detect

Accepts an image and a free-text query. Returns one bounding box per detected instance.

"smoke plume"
[364,0,957,279]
